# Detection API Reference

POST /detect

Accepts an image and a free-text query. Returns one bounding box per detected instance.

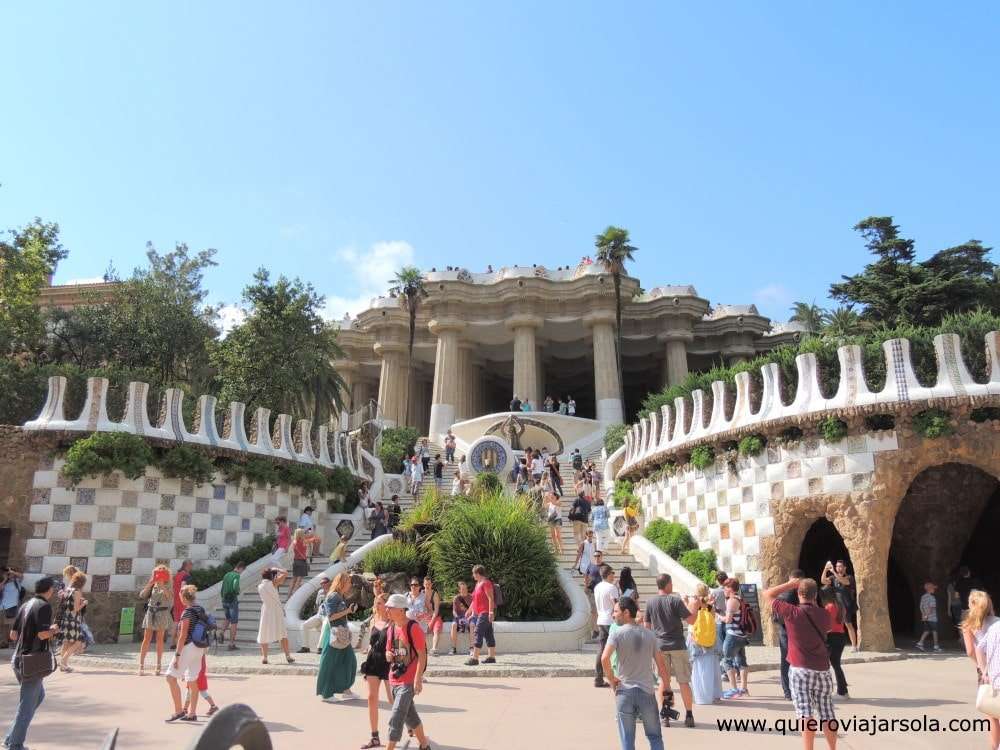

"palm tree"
[822,306,865,339]
[388,265,427,427]
[594,226,637,406]
[294,326,347,427]
[789,301,826,333]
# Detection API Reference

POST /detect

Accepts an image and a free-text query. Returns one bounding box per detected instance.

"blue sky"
[2,2,998,325]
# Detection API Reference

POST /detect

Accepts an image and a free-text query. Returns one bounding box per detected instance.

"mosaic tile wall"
[635,432,899,587]
[23,458,324,592]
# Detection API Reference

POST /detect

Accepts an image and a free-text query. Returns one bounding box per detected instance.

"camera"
[391,661,408,678]
[660,689,680,721]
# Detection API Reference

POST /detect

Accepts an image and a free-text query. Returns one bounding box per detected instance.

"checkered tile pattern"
[637,433,898,586]
[26,459,323,592]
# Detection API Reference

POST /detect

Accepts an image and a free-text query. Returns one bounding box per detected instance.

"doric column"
[374,342,407,427]
[506,314,543,409]
[585,311,623,425]
[428,318,466,439]
[659,333,692,388]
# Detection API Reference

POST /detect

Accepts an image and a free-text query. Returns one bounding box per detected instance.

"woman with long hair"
[544,493,563,554]
[961,590,1000,748]
[688,582,722,704]
[289,528,310,597]
[621,502,639,554]
[316,571,358,702]
[164,584,210,722]
[257,568,295,665]
[820,586,849,698]
[57,571,87,672]
[138,565,174,676]
[619,567,638,604]
[358,592,393,748]
[721,578,749,698]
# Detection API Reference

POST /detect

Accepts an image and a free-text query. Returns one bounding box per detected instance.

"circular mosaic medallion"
[467,436,513,477]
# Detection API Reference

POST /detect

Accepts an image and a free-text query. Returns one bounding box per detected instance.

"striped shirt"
[975,616,1000,690]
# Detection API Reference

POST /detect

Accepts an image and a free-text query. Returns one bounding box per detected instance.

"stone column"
[454,344,472,422]
[585,311,623,425]
[507,314,543,409]
[659,334,691,388]
[428,318,466,440]
[374,342,407,427]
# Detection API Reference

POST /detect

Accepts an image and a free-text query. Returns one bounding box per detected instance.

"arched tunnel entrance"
[798,517,853,583]
[888,463,1000,642]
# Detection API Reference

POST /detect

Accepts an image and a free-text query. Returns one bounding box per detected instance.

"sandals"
[155,666,162,676]
[138,666,145,676]
[179,714,198,722]
[165,711,186,723]
[207,705,220,716]
[360,737,382,749]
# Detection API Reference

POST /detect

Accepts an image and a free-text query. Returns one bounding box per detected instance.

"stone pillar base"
[428,403,456,442]
[596,398,624,425]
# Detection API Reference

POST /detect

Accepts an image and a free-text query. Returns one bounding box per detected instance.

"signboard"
[119,606,135,638]
[739,584,764,645]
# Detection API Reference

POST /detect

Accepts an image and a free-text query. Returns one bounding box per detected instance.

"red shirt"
[770,599,831,671]
[293,538,307,561]
[172,569,191,621]
[386,619,426,686]
[276,524,291,550]
[470,579,494,616]
[825,603,845,634]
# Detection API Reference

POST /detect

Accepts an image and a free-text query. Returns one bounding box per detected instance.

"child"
[330,534,351,564]
[915,581,942,652]
[433,454,444,492]
[184,655,220,718]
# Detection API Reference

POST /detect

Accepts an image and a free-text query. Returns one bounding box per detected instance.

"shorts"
[453,616,471,633]
[222,600,239,624]
[166,642,207,683]
[789,666,836,721]
[661,649,692,684]
[417,614,444,634]
[921,620,938,634]
[292,558,309,577]
[474,615,496,649]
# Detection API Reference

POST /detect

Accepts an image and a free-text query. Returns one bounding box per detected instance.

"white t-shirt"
[531,457,543,475]
[568,400,577,415]
[577,539,595,574]
[594,580,620,626]
[297,513,314,532]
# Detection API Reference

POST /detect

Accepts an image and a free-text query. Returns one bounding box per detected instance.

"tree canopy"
[0,219,66,356]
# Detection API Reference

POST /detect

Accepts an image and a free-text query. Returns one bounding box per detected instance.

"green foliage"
[913,408,953,439]
[219,457,280,488]
[472,471,502,497]
[679,548,719,586]
[789,301,825,333]
[189,534,276,589]
[644,519,698,560]
[690,445,715,470]
[213,268,345,424]
[61,432,154,487]
[379,426,419,473]
[737,434,765,457]
[611,479,637,510]
[399,490,448,531]
[278,463,329,498]
[388,266,429,428]
[0,219,66,357]
[864,414,896,431]
[364,540,425,577]
[818,416,848,443]
[604,423,627,453]
[971,407,1000,423]
[428,492,565,620]
[157,444,215,485]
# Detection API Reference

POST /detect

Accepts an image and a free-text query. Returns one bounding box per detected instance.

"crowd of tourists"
[508,394,578,415]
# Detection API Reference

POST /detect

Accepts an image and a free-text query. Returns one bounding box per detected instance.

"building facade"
[334,261,803,438]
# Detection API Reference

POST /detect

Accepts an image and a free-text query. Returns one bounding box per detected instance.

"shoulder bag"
[977,682,1000,719]
[16,600,57,680]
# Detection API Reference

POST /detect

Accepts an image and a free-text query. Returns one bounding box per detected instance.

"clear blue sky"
[2,2,998,324]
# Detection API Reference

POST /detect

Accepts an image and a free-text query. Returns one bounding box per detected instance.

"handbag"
[977,683,1000,719]
[330,624,352,649]
[19,649,57,680]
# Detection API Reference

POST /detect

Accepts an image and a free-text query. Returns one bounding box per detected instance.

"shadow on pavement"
[425,681,518,691]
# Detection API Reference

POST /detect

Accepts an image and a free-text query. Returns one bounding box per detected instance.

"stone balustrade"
[24,376,368,478]
[620,332,1000,478]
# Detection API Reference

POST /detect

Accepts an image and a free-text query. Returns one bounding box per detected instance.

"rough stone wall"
[0,427,59,568]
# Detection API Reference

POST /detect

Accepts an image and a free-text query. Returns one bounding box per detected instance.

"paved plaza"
[0,652,989,749]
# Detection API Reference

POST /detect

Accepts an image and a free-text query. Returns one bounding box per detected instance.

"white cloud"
[753,283,793,311]
[217,304,247,336]
[321,240,415,321]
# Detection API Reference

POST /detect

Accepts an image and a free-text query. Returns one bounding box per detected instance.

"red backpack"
[739,597,758,637]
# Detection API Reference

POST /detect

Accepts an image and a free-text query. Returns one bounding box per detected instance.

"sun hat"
[386,593,409,610]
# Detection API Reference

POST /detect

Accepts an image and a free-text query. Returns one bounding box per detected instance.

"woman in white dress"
[257,568,295,665]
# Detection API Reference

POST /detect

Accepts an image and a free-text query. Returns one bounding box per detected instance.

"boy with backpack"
[643,574,699,727]
[384,594,431,750]
[219,561,244,650]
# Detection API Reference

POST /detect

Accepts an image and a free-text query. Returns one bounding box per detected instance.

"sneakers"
[722,688,740,699]
[914,642,926,652]
[297,646,311,653]
[684,713,695,728]
[341,690,358,701]
[449,647,457,655]
[483,657,496,664]
[594,679,608,688]
[464,658,479,666]
[932,645,943,652]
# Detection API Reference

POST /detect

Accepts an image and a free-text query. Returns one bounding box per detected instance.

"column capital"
[657,330,694,344]
[428,317,467,336]
[373,341,407,358]
[333,359,361,373]
[582,310,617,329]
[504,313,544,331]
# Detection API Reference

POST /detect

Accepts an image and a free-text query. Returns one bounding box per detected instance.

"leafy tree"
[0,219,66,356]
[830,217,997,327]
[213,269,345,422]
[388,266,427,427]
[594,226,637,406]
[789,301,825,333]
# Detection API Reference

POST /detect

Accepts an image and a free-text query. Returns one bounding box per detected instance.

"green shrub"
[188,533,276,589]
[818,416,848,443]
[399,491,449,531]
[379,426,419,473]
[219,457,281,487]
[913,408,953,438]
[737,434,765,457]
[611,479,637,510]
[970,407,1000,423]
[472,472,502,497]
[364,540,425,577]
[690,445,715,470]
[428,492,566,620]
[604,423,627,453]
[644,519,698,560]
[157,444,215,485]
[864,414,896,431]
[679,548,718,586]
[278,463,329,497]
[61,432,155,487]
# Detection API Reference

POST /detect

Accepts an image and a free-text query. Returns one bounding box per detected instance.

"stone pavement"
[0,654,989,749]
[74,640,913,677]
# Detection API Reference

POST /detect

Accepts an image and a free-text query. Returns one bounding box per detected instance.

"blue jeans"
[615,687,663,750]
[5,664,45,750]
[722,632,749,671]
